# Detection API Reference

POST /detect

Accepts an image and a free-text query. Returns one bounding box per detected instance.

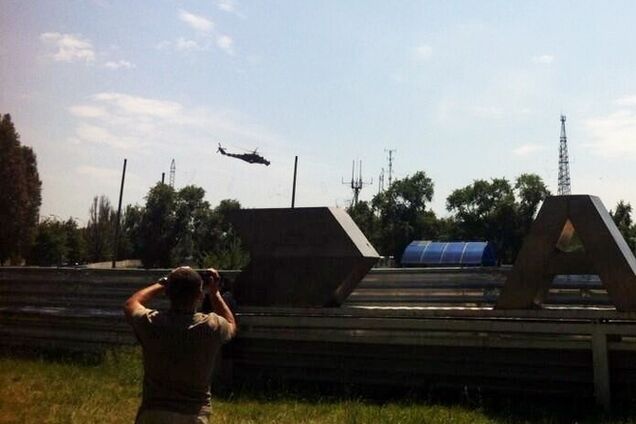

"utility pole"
[385,148,396,187]
[291,155,298,208]
[169,159,176,188]
[378,168,385,194]
[342,160,372,207]
[558,115,572,195]
[112,158,127,269]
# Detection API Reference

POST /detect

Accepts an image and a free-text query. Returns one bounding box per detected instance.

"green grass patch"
[0,347,634,423]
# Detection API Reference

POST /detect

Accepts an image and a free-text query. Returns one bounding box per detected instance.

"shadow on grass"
[3,346,636,423]
[220,373,636,424]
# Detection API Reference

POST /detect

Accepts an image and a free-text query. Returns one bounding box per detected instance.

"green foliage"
[118,204,143,260]
[130,183,247,269]
[201,237,250,270]
[347,201,379,248]
[138,183,178,268]
[349,171,437,262]
[347,172,550,265]
[85,195,116,263]
[198,199,249,269]
[610,200,636,251]
[28,219,68,266]
[446,174,550,264]
[0,114,42,264]
[27,217,86,266]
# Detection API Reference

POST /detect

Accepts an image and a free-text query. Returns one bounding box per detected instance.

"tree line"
[348,172,636,264]
[0,113,247,269]
[3,112,636,268]
[27,185,248,269]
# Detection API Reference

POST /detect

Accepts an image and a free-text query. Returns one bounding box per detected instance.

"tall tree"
[138,183,178,268]
[371,171,436,261]
[85,195,115,263]
[0,114,42,264]
[119,205,144,260]
[446,174,550,264]
[515,173,551,231]
[347,200,379,247]
[27,217,85,266]
[173,185,210,264]
[610,200,636,251]
[28,218,68,266]
[63,218,86,265]
[447,178,516,263]
[200,199,248,269]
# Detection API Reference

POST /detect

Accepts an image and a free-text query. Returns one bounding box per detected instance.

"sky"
[2,0,636,225]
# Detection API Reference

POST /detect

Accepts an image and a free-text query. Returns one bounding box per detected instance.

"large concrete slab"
[228,207,379,307]
[496,195,636,311]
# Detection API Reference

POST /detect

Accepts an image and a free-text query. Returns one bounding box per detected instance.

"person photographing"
[124,266,237,424]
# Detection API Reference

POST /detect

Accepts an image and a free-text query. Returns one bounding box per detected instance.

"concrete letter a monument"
[497,195,636,311]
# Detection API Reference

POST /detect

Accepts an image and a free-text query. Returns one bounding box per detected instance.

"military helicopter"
[217,143,271,166]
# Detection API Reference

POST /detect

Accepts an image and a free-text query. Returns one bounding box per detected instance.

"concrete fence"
[0,267,633,410]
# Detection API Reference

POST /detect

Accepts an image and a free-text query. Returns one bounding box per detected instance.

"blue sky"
[2,0,636,224]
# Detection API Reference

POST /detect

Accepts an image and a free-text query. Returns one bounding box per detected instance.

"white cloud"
[513,144,547,156]
[155,40,172,50]
[584,108,636,157]
[76,165,122,179]
[532,54,554,65]
[217,0,245,18]
[177,37,204,51]
[40,32,95,63]
[218,0,236,13]
[163,9,238,56]
[69,105,108,118]
[75,165,143,189]
[104,60,135,69]
[414,44,433,60]
[216,35,234,55]
[179,9,214,33]
[74,122,143,150]
[93,92,183,118]
[68,92,282,153]
[156,38,206,52]
[615,95,636,107]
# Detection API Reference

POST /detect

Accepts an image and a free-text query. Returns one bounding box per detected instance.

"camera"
[199,270,217,283]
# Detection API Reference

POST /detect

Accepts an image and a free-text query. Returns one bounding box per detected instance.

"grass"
[0,347,635,424]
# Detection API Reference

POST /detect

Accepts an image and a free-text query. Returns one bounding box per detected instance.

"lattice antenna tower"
[169,159,176,188]
[342,160,372,206]
[385,148,396,187]
[558,115,571,195]
[378,168,385,194]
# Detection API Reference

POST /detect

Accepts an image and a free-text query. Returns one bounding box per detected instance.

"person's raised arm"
[204,268,237,338]
[123,280,165,319]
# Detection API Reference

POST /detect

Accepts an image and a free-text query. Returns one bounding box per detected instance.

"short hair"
[165,267,203,306]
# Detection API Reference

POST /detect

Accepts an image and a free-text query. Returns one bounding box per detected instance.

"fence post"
[591,323,611,411]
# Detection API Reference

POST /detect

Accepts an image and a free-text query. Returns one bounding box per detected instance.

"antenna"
[378,167,385,194]
[385,148,396,187]
[558,115,571,195]
[169,159,176,188]
[342,160,372,207]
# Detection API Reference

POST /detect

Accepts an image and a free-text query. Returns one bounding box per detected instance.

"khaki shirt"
[130,306,233,415]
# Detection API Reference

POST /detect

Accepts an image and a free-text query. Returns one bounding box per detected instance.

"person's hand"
[203,268,221,294]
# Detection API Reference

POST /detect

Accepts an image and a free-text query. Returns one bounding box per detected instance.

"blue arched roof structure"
[401,241,497,267]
